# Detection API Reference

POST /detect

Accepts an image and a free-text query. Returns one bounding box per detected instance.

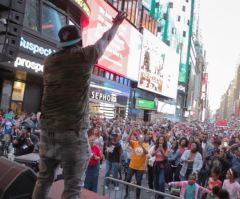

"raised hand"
[112,11,127,26]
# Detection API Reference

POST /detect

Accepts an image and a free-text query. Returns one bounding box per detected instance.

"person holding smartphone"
[152,135,169,199]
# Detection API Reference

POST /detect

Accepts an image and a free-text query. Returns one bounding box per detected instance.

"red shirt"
[88,144,101,166]
[208,178,222,191]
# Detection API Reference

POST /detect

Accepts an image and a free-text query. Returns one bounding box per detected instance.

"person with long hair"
[180,141,203,181]
[168,140,180,181]
[174,137,189,181]
[152,135,169,199]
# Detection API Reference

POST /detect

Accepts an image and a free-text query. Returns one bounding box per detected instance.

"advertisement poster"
[82,0,142,81]
[138,29,179,99]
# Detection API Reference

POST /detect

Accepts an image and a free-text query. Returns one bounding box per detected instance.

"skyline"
[200,0,240,112]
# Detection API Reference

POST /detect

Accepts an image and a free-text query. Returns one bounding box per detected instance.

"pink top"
[169,181,210,199]
[155,149,167,162]
[222,179,240,199]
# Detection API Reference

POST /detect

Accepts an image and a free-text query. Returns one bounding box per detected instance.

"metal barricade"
[102,177,181,199]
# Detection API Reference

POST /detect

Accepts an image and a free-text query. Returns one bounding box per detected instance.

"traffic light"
[0,0,26,62]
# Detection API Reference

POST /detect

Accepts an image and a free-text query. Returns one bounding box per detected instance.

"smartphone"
[223,141,228,147]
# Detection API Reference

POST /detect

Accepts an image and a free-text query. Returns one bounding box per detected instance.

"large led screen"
[82,0,142,81]
[138,29,180,99]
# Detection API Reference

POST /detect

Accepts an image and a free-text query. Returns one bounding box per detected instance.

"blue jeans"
[84,164,100,193]
[105,160,120,186]
[154,164,165,199]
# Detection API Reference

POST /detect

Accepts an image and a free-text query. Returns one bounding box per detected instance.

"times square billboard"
[138,29,180,99]
[82,0,142,81]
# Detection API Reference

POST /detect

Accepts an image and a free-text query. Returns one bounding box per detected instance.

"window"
[112,74,118,82]
[0,80,12,111]
[119,77,124,84]
[12,81,25,101]
[105,71,110,79]
[115,75,120,83]
[183,31,186,37]
[177,16,181,22]
[186,0,189,2]
[93,66,99,75]
[23,0,40,31]
[182,6,186,12]
[42,4,67,40]
[124,79,128,86]
[110,73,114,81]
[99,68,105,77]
[187,19,190,26]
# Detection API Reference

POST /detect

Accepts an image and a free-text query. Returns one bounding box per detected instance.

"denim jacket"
[168,149,181,166]
[180,150,203,177]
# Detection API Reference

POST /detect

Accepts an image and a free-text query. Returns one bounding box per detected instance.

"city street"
[97,162,173,199]
[1,0,240,199]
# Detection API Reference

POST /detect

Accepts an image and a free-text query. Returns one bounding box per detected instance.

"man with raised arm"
[33,11,127,199]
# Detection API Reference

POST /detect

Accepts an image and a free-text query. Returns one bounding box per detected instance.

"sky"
[199,0,240,112]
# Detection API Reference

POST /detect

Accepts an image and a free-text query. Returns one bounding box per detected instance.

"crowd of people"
[1,109,240,199]
[85,116,240,199]
[0,109,40,159]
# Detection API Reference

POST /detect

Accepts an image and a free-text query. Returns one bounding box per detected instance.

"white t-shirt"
[222,179,240,199]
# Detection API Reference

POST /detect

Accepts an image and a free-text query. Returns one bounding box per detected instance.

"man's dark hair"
[21,122,31,132]
[212,186,220,195]
[229,168,238,179]
[191,141,199,152]
[211,166,221,176]
[179,137,189,147]
[216,189,230,199]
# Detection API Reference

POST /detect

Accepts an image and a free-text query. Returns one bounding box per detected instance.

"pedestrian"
[222,168,240,199]
[84,135,101,193]
[152,135,169,199]
[175,137,189,181]
[168,173,210,199]
[147,139,155,190]
[205,167,222,199]
[104,129,122,191]
[180,141,203,181]
[216,189,230,199]
[124,131,148,199]
[32,11,127,199]
[168,139,181,181]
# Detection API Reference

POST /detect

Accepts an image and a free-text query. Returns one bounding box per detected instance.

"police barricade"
[103,177,181,199]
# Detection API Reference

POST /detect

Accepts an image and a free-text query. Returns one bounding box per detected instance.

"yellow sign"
[73,0,91,17]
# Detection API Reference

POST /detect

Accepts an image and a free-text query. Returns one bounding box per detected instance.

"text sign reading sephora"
[91,91,117,103]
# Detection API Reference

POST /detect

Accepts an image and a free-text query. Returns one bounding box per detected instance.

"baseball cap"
[57,25,81,48]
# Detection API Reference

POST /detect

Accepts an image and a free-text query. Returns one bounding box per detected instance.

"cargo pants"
[32,128,91,199]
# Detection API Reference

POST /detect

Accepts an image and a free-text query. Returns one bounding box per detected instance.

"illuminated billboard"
[135,98,156,110]
[82,0,142,81]
[138,29,179,99]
